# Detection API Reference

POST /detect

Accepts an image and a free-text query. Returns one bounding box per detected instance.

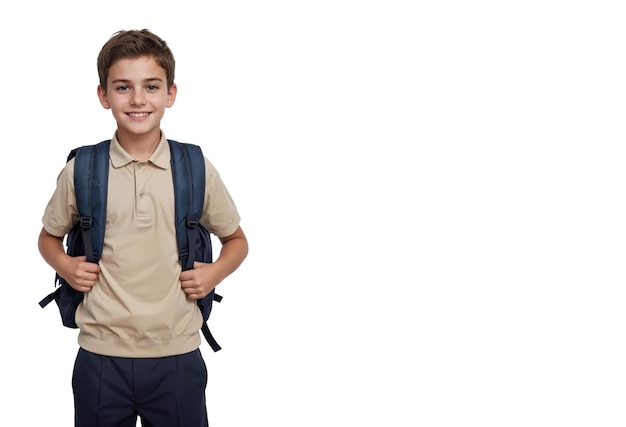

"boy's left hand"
[180,261,217,299]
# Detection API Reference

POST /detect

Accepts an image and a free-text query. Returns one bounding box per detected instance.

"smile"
[127,112,150,118]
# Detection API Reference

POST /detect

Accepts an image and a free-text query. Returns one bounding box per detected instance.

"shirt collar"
[109,132,170,170]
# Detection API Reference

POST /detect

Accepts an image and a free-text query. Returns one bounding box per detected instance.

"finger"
[85,264,101,273]
[85,271,98,280]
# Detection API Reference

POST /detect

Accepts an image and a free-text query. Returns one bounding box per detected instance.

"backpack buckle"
[80,216,93,229]
[186,216,199,228]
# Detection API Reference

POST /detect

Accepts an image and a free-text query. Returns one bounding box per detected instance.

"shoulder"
[56,156,76,185]
[203,156,220,176]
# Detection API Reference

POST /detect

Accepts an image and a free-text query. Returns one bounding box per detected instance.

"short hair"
[97,29,175,90]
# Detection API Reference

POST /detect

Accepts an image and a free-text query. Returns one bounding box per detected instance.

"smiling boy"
[38,29,248,427]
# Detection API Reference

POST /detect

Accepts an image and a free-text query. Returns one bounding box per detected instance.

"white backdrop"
[1,1,626,426]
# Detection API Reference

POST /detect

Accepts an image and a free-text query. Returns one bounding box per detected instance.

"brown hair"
[97,29,175,90]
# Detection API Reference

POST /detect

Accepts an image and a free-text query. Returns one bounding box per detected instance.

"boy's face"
[97,55,176,141]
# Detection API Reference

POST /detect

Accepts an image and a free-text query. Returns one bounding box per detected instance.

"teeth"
[128,112,149,117]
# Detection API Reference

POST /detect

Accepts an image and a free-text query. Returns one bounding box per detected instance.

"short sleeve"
[200,157,241,237]
[42,158,79,237]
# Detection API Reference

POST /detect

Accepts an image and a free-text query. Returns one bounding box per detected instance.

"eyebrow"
[111,77,165,84]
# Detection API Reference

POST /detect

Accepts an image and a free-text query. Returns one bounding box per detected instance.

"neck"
[116,129,161,161]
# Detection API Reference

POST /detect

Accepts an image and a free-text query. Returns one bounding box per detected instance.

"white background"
[1,0,626,426]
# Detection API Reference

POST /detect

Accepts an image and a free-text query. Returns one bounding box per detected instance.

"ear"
[97,85,111,109]
[166,83,177,108]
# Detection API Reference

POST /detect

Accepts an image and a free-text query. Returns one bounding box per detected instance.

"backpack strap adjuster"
[186,216,199,228]
[80,216,93,229]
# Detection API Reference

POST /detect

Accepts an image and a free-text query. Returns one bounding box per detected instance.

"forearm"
[38,227,71,277]
[213,227,248,285]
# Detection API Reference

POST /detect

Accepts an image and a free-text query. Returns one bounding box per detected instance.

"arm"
[180,226,249,299]
[38,227,101,292]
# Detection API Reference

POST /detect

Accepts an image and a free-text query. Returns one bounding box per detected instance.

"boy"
[38,29,248,427]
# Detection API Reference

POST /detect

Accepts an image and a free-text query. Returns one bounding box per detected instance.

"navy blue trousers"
[72,348,209,427]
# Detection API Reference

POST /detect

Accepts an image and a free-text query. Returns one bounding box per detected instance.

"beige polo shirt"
[42,133,241,357]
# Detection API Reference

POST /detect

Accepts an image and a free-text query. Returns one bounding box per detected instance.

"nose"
[130,89,146,106]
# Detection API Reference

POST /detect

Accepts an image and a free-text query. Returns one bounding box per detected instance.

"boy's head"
[97,29,175,91]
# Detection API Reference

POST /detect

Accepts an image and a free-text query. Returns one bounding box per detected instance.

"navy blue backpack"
[39,139,223,351]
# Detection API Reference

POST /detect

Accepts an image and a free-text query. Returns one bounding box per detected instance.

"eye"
[115,85,129,92]
[147,85,159,91]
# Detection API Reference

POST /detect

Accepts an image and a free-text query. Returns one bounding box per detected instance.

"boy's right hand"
[64,255,101,292]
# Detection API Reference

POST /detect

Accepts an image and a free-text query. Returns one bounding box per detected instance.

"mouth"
[127,112,151,118]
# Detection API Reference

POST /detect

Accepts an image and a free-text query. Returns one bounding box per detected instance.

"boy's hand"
[64,255,101,292]
[180,261,217,300]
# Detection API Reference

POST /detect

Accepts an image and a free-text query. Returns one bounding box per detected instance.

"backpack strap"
[169,140,206,270]
[72,140,110,263]
[169,140,222,352]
